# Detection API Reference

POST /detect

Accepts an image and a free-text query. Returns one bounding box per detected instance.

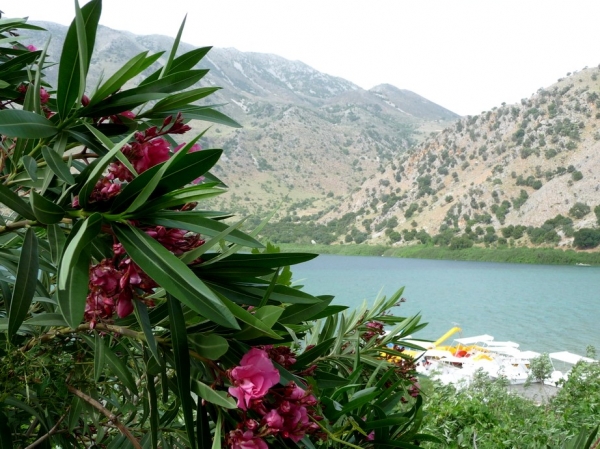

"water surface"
[291,255,599,355]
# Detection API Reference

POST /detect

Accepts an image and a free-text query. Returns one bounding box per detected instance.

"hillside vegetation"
[300,67,600,252]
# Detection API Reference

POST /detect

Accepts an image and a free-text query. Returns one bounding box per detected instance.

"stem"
[19,323,166,353]
[314,420,364,449]
[67,385,142,449]
[23,410,68,449]
[0,219,37,235]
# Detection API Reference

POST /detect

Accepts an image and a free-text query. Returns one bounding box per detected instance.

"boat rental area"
[398,327,596,387]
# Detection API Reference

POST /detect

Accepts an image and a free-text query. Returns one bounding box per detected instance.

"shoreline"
[277,243,600,266]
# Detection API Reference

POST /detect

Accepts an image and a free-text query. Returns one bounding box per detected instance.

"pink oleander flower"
[227,429,268,449]
[26,44,37,51]
[39,88,49,104]
[143,225,204,255]
[261,345,297,368]
[363,320,385,341]
[229,348,280,410]
[133,138,170,173]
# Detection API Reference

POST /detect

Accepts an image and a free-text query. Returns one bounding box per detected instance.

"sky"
[3,0,600,116]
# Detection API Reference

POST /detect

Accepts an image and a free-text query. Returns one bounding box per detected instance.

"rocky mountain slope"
[24,21,458,217]
[321,67,600,248]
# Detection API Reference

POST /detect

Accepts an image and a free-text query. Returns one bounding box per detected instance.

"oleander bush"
[0,3,435,448]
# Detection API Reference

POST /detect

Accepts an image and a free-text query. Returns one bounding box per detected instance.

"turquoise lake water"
[291,254,599,355]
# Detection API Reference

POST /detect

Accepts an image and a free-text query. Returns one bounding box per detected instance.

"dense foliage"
[421,361,600,448]
[0,5,434,448]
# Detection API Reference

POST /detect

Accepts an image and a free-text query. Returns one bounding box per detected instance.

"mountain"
[23,21,459,217]
[320,67,600,249]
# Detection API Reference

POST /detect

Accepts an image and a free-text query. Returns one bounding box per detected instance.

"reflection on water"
[292,254,599,354]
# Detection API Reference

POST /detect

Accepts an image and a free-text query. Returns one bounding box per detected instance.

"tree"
[0,5,433,447]
[573,228,600,249]
[569,202,591,219]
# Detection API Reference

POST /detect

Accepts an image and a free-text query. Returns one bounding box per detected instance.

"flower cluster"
[84,244,156,327]
[362,320,385,341]
[226,348,324,447]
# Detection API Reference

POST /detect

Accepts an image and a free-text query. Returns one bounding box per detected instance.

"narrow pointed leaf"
[233,305,283,340]
[112,223,238,329]
[56,0,101,118]
[111,148,221,213]
[168,295,196,449]
[188,333,228,360]
[0,183,35,220]
[22,155,37,181]
[144,211,262,248]
[159,15,186,79]
[24,313,67,327]
[147,369,159,449]
[42,145,75,184]
[141,46,211,86]
[89,51,161,107]
[220,296,281,339]
[122,135,203,215]
[134,300,161,365]
[193,380,236,409]
[146,106,242,128]
[103,343,138,395]
[133,184,224,214]
[47,223,66,265]
[0,109,58,138]
[149,87,220,113]
[77,131,134,208]
[8,228,38,338]
[197,399,211,449]
[93,332,105,382]
[279,297,333,324]
[57,213,102,328]
[30,191,65,224]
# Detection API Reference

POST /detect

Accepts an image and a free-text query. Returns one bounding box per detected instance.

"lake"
[291,254,600,355]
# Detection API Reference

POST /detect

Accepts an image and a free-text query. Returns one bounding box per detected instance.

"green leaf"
[279,297,333,324]
[124,135,204,215]
[68,396,83,432]
[144,211,262,248]
[167,295,196,449]
[0,183,35,220]
[30,191,66,224]
[188,333,228,360]
[147,368,159,449]
[47,223,66,265]
[88,51,163,107]
[57,213,102,328]
[21,155,37,181]
[77,130,134,208]
[103,342,138,395]
[220,296,281,340]
[234,305,283,340]
[133,184,224,214]
[141,46,211,86]
[56,0,101,118]
[294,338,336,368]
[145,106,242,128]
[159,15,186,79]
[211,412,222,449]
[24,313,67,327]
[112,224,238,329]
[192,379,236,409]
[0,109,58,138]
[134,300,161,365]
[81,70,209,117]
[0,408,14,449]
[110,146,218,213]
[8,228,38,338]
[147,87,221,113]
[42,145,75,184]
[93,332,105,382]
[197,399,211,449]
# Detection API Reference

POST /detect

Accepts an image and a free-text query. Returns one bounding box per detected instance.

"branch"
[19,323,165,353]
[67,385,142,449]
[0,219,37,235]
[23,412,68,449]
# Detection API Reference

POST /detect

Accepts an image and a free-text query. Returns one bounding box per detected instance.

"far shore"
[277,243,600,266]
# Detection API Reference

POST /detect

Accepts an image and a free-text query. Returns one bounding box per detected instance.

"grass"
[277,243,600,265]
